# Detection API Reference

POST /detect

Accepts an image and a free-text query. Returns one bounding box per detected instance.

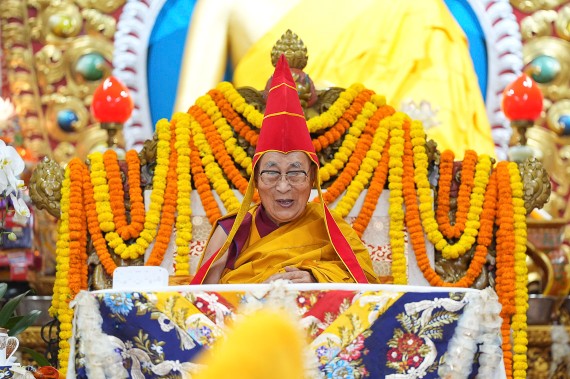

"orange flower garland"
[103,149,145,240]
[352,138,390,237]
[146,121,179,266]
[210,89,259,147]
[321,104,394,204]
[83,162,117,275]
[190,137,222,224]
[402,120,496,287]
[189,105,250,194]
[495,161,516,379]
[67,158,88,296]
[436,150,477,239]
[313,90,372,152]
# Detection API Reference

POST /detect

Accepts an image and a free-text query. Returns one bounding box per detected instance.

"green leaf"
[0,283,7,299]
[0,290,30,327]
[3,315,24,330]
[20,347,51,367]
[8,309,41,336]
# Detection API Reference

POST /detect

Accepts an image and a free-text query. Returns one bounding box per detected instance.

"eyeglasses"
[259,170,309,186]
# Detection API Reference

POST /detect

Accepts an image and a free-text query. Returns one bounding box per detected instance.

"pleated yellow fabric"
[233,0,496,159]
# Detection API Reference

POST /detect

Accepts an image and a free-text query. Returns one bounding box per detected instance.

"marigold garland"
[190,136,222,224]
[145,120,179,266]
[495,161,516,379]
[199,92,253,174]
[386,112,407,284]
[189,113,241,213]
[352,138,390,237]
[50,164,73,377]
[321,103,394,206]
[509,161,528,379]
[103,149,145,240]
[403,120,496,287]
[173,112,193,275]
[436,150,478,239]
[318,91,376,182]
[333,103,392,216]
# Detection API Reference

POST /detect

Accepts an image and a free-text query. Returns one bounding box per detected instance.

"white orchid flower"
[10,193,30,225]
[0,98,15,123]
[0,140,25,195]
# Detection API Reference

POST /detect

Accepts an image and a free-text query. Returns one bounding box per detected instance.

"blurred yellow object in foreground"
[194,309,306,379]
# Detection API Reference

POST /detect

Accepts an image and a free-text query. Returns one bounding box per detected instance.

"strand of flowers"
[83,160,117,275]
[436,150,478,239]
[509,161,529,379]
[387,112,407,284]
[333,104,394,217]
[200,91,253,174]
[409,122,491,260]
[172,112,192,275]
[89,119,171,260]
[189,114,241,213]
[404,119,496,287]
[103,149,145,240]
[145,119,178,266]
[212,86,259,147]
[67,158,88,296]
[313,89,372,153]
[50,164,73,376]
[189,104,250,195]
[495,161,516,379]
[215,81,264,128]
[189,136,222,224]
[319,95,382,203]
[352,138,390,238]
[318,90,375,182]
[216,81,364,133]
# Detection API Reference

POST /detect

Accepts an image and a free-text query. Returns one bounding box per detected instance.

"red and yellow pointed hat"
[192,55,369,284]
[253,54,318,168]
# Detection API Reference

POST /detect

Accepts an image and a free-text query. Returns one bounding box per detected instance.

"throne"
[24,1,559,378]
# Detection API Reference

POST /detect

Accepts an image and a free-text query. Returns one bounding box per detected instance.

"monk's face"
[256,151,314,225]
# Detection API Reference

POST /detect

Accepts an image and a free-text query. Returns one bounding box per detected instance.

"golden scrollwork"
[81,8,117,38]
[524,37,570,100]
[1,0,120,163]
[556,4,570,41]
[1,0,52,158]
[40,1,83,43]
[511,0,569,13]
[29,156,65,218]
[35,45,66,90]
[520,10,559,40]
[519,157,552,213]
[74,0,126,14]
[43,93,90,142]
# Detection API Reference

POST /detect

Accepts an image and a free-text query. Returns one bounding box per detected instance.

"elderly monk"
[191,55,378,285]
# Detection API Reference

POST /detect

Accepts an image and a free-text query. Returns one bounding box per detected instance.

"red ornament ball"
[91,76,134,123]
[501,73,543,122]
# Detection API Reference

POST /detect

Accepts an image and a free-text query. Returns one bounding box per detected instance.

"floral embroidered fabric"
[71,285,501,378]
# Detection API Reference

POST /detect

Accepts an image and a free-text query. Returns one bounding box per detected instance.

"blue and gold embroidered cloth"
[70,284,502,378]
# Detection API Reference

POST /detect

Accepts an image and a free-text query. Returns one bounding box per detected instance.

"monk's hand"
[264,266,316,283]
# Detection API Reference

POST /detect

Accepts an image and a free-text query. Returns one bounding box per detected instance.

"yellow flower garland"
[409,125,492,259]
[509,162,528,379]
[319,94,383,182]
[387,112,407,284]
[189,115,241,213]
[196,94,253,174]
[51,166,72,376]
[172,112,193,275]
[216,81,365,133]
[88,118,172,260]
[334,99,387,217]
